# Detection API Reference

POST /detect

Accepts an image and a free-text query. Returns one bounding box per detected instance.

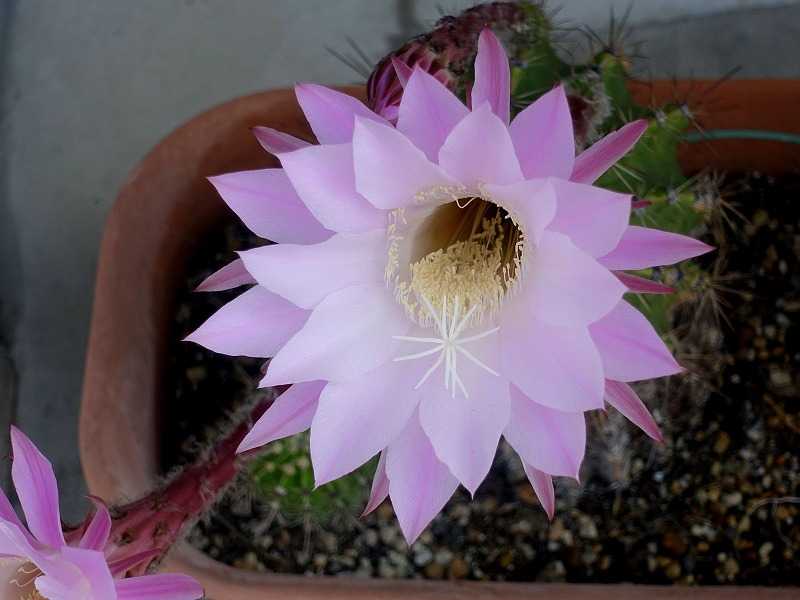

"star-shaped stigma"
[393,295,500,398]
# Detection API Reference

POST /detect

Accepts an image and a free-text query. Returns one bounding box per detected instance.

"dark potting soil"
[161,221,266,471]
[163,173,800,585]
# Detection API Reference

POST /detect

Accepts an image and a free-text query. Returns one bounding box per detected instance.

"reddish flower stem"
[105,398,270,576]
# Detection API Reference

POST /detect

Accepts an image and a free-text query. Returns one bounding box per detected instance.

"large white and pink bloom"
[188,30,711,543]
[0,427,203,600]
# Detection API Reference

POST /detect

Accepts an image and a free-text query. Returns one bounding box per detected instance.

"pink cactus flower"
[0,427,203,600]
[189,29,712,543]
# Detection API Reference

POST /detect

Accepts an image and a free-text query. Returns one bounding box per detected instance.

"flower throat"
[388,197,524,328]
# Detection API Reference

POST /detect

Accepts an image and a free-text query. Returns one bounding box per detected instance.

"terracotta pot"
[80,81,800,599]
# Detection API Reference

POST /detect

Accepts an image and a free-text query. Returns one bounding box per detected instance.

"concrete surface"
[0,0,799,522]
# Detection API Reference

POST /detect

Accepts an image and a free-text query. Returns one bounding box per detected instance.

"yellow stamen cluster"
[387,197,524,328]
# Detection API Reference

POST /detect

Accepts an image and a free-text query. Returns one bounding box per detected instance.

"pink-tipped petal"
[547,179,632,258]
[501,295,604,412]
[439,104,522,188]
[208,169,331,244]
[391,57,414,88]
[237,381,325,454]
[10,426,65,548]
[0,523,71,593]
[0,485,25,533]
[0,520,37,559]
[185,286,308,358]
[310,360,421,485]
[599,226,714,271]
[353,117,455,210]
[524,231,626,327]
[471,29,511,124]
[605,380,664,442]
[397,68,469,161]
[252,126,310,156]
[510,86,575,179]
[0,524,68,590]
[439,103,523,187]
[280,143,386,233]
[615,271,675,295]
[418,336,510,495]
[239,230,385,309]
[295,83,386,145]
[78,499,111,551]
[483,179,556,246]
[362,451,389,516]
[195,258,255,292]
[386,411,459,544]
[522,462,555,520]
[571,119,649,184]
[262,284,409,386]
[115,573,204,600]
[505,385,586,479]
[590,300,683,382]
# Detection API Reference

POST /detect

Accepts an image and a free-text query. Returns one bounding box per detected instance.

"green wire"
[684,129,800,145]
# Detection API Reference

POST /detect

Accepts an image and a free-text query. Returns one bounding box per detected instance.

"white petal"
[353,117,455,210]
[386,411,459,544]
[438,104,523,187]
[418,336,510,495]
[280,143,386,233]
[523,231,625,327]
[310,360,421,485]
[262,284,410,385]
[239,230,385,309]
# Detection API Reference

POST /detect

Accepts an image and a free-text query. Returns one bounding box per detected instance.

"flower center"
[387,196,524,327]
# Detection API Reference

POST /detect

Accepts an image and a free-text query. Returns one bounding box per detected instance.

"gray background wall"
[1,0,799,521]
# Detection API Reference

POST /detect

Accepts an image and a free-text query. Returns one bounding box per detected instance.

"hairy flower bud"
[367,1,527,119]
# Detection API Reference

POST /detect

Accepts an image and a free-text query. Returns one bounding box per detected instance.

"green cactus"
[508,5,716,338]
[509,4,570,106]
[248,432,375,525]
